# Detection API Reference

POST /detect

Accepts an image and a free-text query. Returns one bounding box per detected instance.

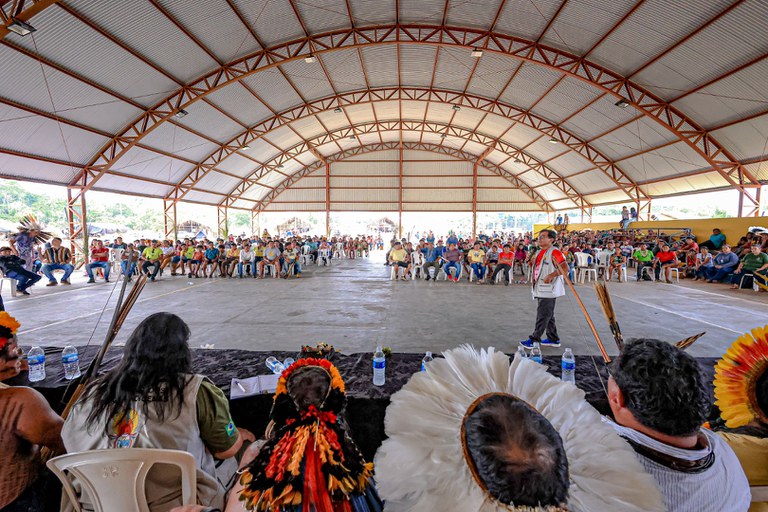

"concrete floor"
[5,250,767,358]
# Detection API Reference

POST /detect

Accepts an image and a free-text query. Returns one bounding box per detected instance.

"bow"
[59,274,148,420]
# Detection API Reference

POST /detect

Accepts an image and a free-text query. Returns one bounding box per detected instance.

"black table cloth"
[10,345,720,461]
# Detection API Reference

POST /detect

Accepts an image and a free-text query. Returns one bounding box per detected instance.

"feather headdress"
[713,325,768,428]
[16,214,52,244]
[0,311,20,351]
[238,358,381,512]
[374,346,665,512]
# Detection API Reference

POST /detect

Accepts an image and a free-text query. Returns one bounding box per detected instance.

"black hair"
[610,338,711,436]
[539,229,557,240]
[463,394,569,508]
[83,312,193,428]
[286,366,331,410]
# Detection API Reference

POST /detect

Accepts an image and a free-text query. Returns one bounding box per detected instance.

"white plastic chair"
[48,448,197,512]
[110,248,124,274]
[317,250,331,266]
[300,246,313,265]
[390,265,407,280]
[494,268,513,284]
[333,243,344,259]
[641,266,655,282]
[410,252,424,280]
[669,267,680,283]
[574,253,596,284]
[0,269,18,298]
[262,263,277,278]
[605,265,628,283]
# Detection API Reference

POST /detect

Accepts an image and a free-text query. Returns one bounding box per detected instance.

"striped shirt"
[606,418,751,511]
[42,246,71,264]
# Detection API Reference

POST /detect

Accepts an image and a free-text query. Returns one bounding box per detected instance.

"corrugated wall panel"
[266,202,325,212]
[331,177,400,188]
[331,188,399,202]
[274,187,326,203]
[332,161,398,176]
[403,160,472,175]
[403,189,472,203]
[292,176,327,189]
[477,188,534,203]
[477,202,542,212]
[403,176,473,188]
[207,84,274,128]
[331,202,397,211]
[583,189,635,205]
[643,172,729,197]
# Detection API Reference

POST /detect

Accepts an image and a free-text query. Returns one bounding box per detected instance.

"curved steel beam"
[69,24,760,212]
[167,87,644,208]
[252,141,554,212]
[222,119,587,211]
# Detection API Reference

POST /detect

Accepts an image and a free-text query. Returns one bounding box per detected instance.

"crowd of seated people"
[381,223,768,293]
[4,307,768,512]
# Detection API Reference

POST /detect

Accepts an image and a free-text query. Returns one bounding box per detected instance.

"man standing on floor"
[520,230,569,350]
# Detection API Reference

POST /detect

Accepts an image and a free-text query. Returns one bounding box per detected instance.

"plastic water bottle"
[373,346,386,386]
[561,348,576,384]
[421,351,433,371]
[515,346,529,360]
[62,345,81,380]
[530,342,543,364]
[27,346,46,382]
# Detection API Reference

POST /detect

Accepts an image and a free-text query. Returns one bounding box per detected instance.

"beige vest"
[62,374,225,511]
[532,246,566,299]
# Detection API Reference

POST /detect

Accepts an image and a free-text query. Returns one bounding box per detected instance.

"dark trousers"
[142,260,161,278]
[636,262,653,280]
[706,266,736,282]
[492,263,511,282]
[6,268,42,291]
[530,297,559,343]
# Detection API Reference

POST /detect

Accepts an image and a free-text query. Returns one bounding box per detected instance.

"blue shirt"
[709,233,726,249]
[204,248,219,260]
[446,235,458,246]
[422,247,439,262]
[714,251,738,268]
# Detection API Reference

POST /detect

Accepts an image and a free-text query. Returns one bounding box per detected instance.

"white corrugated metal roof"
[1,0,765,214]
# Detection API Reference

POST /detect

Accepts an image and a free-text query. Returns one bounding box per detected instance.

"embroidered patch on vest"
[226,419,236,437]
[108,409,140,448]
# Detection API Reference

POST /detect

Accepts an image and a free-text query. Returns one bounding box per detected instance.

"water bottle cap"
[425,351,432,357]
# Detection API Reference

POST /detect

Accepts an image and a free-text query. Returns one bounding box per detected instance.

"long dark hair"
[84,312,193,428]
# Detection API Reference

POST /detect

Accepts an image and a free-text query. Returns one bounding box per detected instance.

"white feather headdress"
[374,345,665,512]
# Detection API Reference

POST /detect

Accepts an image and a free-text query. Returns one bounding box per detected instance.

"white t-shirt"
[239,249,255,262]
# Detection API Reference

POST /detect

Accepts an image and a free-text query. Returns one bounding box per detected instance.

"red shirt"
[534,248,565,280]
[498,251,514,264]
[91,247,109,262]
[656,250,676,264]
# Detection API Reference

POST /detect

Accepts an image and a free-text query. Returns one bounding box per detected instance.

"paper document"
[230,374,280,399]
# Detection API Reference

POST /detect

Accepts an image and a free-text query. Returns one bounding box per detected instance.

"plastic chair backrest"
[575,252,592,268]
[47,448,196,512]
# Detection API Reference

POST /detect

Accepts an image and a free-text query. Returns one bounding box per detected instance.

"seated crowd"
[384,225,768,291]
[0,234,380,293]
[2,307,768,512]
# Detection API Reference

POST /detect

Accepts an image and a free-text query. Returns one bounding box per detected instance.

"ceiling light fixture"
[348,135,355,140]
[548,137,558,144]
[174,109,188,118]
[7,18,36,36]
[452,104,461,111]
[514,159,522,164]
[440,134,447,139]
[615,98,630,108]
[333,107,342,113]
[471,48,483,58]
[304,54,317,63]
[277,164,284,168]
[240,145,250,151]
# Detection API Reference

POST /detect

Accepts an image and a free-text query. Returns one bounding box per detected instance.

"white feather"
[374,346,665,512]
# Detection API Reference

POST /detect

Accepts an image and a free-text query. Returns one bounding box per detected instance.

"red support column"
[66,186,87,268]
